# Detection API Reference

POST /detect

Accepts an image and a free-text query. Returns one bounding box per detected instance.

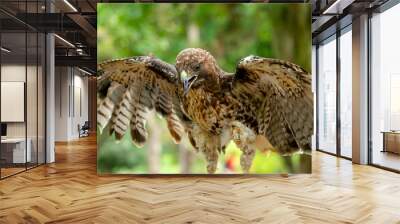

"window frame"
[0,0,48,180]
[367,0,400,173]
[315,23,353,161]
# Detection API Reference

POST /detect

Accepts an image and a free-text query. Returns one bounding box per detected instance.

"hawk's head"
[176,48,222,95]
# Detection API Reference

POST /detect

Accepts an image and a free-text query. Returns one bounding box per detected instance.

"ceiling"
[311,0,390,43]
[0,0,98,73]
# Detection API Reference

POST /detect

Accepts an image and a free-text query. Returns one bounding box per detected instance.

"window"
[370,3,400,171]
[339,27,352,158]
[317,35,337,154]
[316,25,353,159]
[0,1,46,179]
[312,45,317,150]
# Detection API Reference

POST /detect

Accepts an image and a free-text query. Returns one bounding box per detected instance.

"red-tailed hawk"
[97,48,313,173]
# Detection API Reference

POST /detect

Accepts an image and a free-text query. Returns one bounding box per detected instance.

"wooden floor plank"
[0,135,399,223]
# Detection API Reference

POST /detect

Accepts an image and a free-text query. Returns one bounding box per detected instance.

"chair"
[78,121,90,138]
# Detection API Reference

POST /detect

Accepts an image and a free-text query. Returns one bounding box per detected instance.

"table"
[381,131,400,154]
[1,138,31,163]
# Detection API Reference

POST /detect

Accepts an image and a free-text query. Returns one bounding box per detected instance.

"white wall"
[72,73,89,138]
[55,66,69,141]
[54,66,89,141]
[1,65,26,81]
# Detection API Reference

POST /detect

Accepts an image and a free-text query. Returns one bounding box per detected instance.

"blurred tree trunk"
[147,113,160,173]
[187,23,199,45]
[298,154,312,173]
[179,143,192,173]
[267,5,311,72]
[282,156,294,173]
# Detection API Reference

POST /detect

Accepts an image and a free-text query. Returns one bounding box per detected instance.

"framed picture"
[97,3,312,174]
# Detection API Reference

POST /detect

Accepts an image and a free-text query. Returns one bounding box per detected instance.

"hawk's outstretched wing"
[231,56,313,154]
[97,56,186,146]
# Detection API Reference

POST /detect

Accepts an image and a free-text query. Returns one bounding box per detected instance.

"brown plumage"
[97,48,313,173]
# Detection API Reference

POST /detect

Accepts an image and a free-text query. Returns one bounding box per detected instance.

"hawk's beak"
[182,71,198,96]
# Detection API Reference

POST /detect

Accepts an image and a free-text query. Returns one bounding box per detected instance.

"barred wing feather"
[97,56,185,146]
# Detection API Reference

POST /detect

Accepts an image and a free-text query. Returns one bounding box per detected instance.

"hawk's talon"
[240,146,255,173]
[207,162,218,174]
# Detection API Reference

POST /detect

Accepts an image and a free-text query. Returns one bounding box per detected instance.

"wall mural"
[97,3,312,174]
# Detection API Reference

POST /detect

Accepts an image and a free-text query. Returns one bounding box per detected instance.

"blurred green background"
[97,3,311,174]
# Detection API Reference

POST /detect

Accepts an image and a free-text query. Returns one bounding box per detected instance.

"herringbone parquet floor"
[1,135,400,224]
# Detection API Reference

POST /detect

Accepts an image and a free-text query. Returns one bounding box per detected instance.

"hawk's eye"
[194,64,201,71]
